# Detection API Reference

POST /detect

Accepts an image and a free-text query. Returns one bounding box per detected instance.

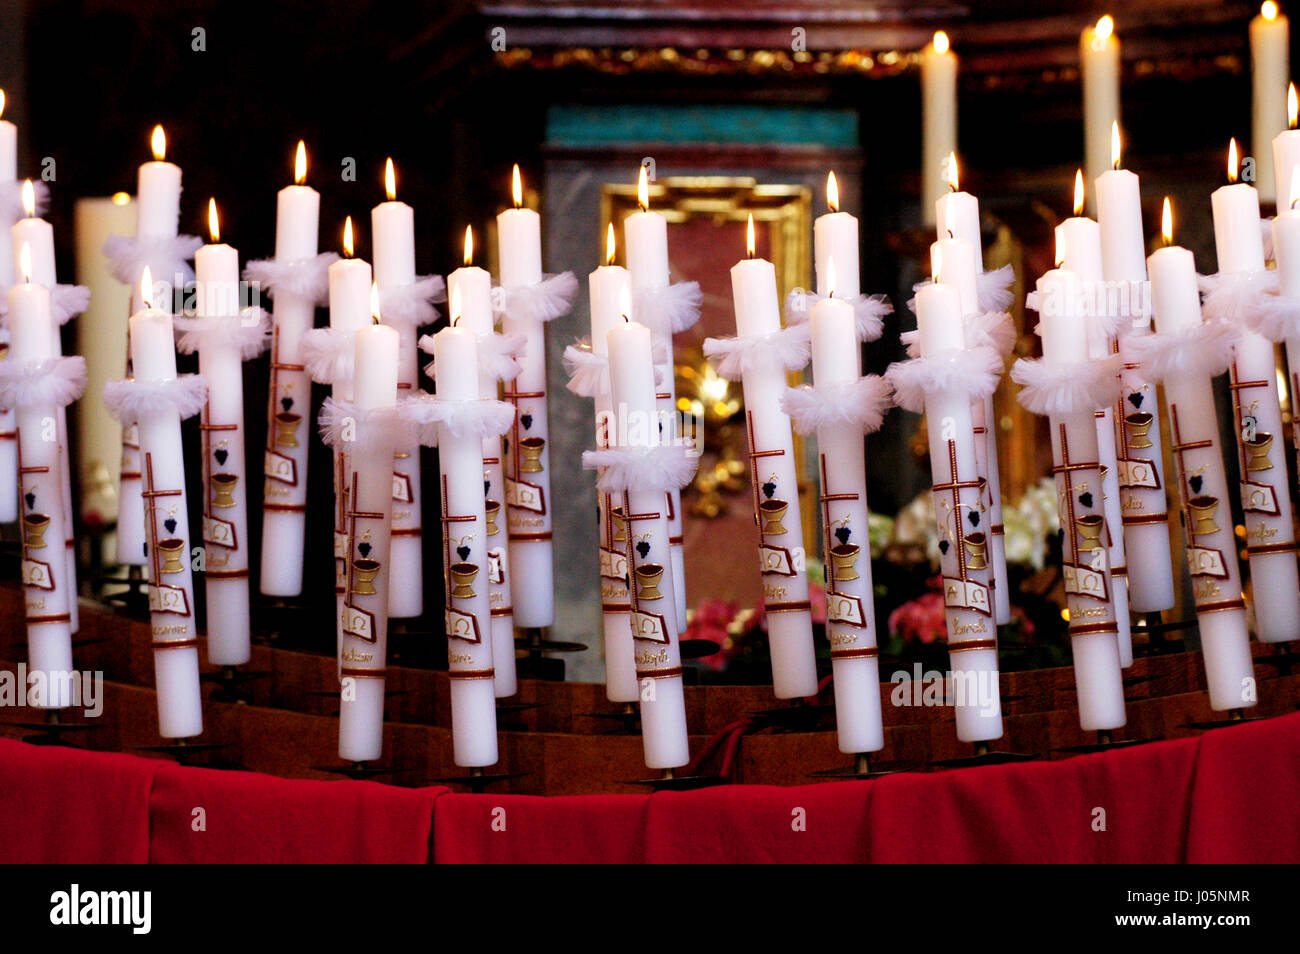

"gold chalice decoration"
[22,513,50,548]
[1188,495,1220,536]
[962,531,988,570]
[450,562,479,599]
[211,472,239,508]
[157,538,186,574]
[634,563,665,600]
[830,543,861,582]
[351,558,381,595]
[274,411,302,448]
[759,498,789,535]
[519,437,545,473]
[610,505,627,542]
[1125,412,1154,449]
[484,500,501,536]
[1075,513,1105,550]
[1245,432,1273,472]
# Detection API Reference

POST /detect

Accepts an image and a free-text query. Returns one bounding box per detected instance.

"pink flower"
[888,591,947,645]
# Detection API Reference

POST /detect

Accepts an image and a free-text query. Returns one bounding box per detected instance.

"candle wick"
[621,314,630,322]
[453,314,462,327]
[946,229,954,239]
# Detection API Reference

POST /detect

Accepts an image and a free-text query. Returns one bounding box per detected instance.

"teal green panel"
[546,105,858,147]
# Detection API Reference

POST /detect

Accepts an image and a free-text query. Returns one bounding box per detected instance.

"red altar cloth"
[2,712,1297,863]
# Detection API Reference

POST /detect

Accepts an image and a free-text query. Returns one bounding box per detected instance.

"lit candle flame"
[946,152,959,192]
[1095,15,1114,41]
[112,192,131,206]
[19,242,31,284]
[141,265,154,309]
[1228,138,1240,183]
[1111,120,1122,169]
[1073,169,1085,215]
[385,157,396,201]
[746,213,756,259]
[1263,2,1279,22]
[932,243,943,284]
[606,222,616,266]
[151,125,166,162]
[370,281,381,323]
[451,284,463,325]
[512,164,523,208]
[463,225,474,266]
[637,164,649,212]
[827,257,837,299]
[1161,197,1173,245]
[208,198,220,243]
[343,216,354,258]
[295,141,307,185]
[1290,82,1298,130]
[827,170,840,212]
[0,89,6,119]
[21,179,35,218]
[932,31,950,55]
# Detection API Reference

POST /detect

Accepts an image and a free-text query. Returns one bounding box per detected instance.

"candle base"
[576,702,641,735]
[424,768,525,793]
[931,745,1040,769]
[1132,611,1194,656]
[199,664,270,705]
[0,708,110,748]
[1052,731,1160,755]
[514,626,587,682]
[745,698,835,733]
[807,754,919,780]
[495,700,542,732]
[312,760,409,781]
[626,771,729,792]
[135,739,228,766]
[1178,711,1262,731]
[101,564,150,618]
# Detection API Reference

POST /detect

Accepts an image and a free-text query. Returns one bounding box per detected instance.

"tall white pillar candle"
[1271,181,1300,488]
[261,143,319,598]
[920,33,958,227]
[131,298,203,738]
[193,214,251,665]
[625,177,688,631]
[586,259,638,703]
[497,169,554,628]
[74,193,136,527]
[914,282,1003,742]
[1094,157,1176,612]
[7,277,74,707]
[1252,2,1289,204]
[371,160,424,619]
[607,317,690,769]
[1031,267,1126,730]
[119,128,183,569]
[730,249,818,700]
[0,96,18,524]
[1272,84,1300,204]
[809,293,884,755]
[431,322,500,768]
[1056,203,1134,666]
[338,322,399,763]
[11,189,78,632]
[1210,171,1300,642]
[1148,240,1256,711]
[1081,16,1120,213]
[447,244,517,698]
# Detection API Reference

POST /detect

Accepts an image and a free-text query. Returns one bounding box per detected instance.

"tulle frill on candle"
[104,233,201,290]
[562,338,666,398]
[783,290,891,342]
[781,374,893,435]
[173,308,270,360]
[494,271,579,323]
[421,330,525,385]
[0,284,90,326]
[632,281,703,335]
[0,356,88,409]
[377,274,446,326]
[701,323,811,379]
[103,374,209,423]
[1010,354,1124,415]
[0,178,48,224]
[886,345,1003,413]
[581,443,699,493]
[241,252,338,304]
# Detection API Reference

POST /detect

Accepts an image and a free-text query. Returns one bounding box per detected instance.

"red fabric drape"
[148,763,446,863]
[2,712,1297,863]
[0,738,160,863]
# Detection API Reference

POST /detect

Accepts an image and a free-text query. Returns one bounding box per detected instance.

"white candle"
[1032,267,1126,731]
[586,254,638,703]
[0,93,17,525]
[371,159,424,619]
[1055,188,1134,667]
[730,235,819,700]
[447,230,517,698]
[1210,162,1300,642]
[10,183,78,632]
[931,231,1012,626]
[607,317,689,769]
[1252,1,1290,203]
[497,166,554,628]
[261,142,319,599]
[431,321,500,768]
[338,322,399,763]
[193,203,250,666]
[1148,234,1256,711]
[74,193,135,528]
[119,127,183,570]
[1094,151,1176,613]
[7,274,74,707]
[130,289,203,739]
[920,32,958,227]
[809,290,883,756]
[815,172,860,298]
[934,157,980,248]
[914,282,1003,742]
[1273,171,1300,492]
[1081,16,1120,211]
[1272,84,1300,203]
[325,229,372,676]
[624,171,688,632]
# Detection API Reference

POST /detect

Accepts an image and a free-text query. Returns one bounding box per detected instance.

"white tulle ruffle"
[174,307,270,360]
[419,330,526,384]
[784,290,890,343]
[1010,354,1123,416]
[378,275,446,327]
[104,234,202,289]
[103,374,208,424]
[582,443,699,492]
[885,345,1003,414]
[0,356,87,411]
[782,374,893,436]
[703,324,811,381]
[242,252,339,305]
[1126,320,1239,382]
[403,391,515,444]
[497,272,579,324]
[634,281,702,335]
